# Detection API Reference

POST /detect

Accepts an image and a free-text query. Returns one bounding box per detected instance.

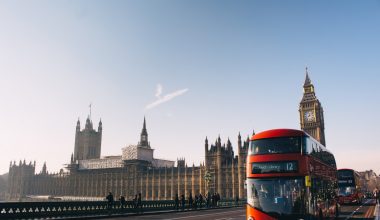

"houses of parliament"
[7,69,326,201]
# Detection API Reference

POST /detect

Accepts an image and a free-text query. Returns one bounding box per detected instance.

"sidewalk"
[374,202,380,220]
[64,205,244,219]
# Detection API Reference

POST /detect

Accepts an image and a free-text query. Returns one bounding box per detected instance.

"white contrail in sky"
[146,85,189,110]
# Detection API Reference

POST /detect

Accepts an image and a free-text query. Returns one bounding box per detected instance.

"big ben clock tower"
[299,68,326,146]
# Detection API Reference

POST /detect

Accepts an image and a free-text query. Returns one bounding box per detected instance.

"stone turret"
[73,116,102,161]
[7,160,35,200]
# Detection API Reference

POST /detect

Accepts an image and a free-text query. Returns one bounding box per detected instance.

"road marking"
[344,199,372,220]
[165,209,244,220]
[365,205,374,218]
[214,216,245,220]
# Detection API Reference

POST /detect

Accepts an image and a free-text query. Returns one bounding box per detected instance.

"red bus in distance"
[246,129,339,220]
[337,168,363,204]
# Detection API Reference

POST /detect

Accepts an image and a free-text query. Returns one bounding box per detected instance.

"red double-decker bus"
[337,169,363,204]
[246,129,339,220]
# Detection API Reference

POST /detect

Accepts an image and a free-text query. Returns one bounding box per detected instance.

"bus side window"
[311,143,317,156]
[306,138,312,154]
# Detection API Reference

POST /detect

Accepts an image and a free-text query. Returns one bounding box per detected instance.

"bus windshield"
[247,178,304,217]
[339,186,356,196]
[249,137,302,155]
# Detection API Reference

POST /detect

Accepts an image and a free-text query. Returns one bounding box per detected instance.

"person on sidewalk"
[119,194,126,209]
[137,193,143,214]
[174,193,179,211]
[106,192,114,214]
[181,194,185,211]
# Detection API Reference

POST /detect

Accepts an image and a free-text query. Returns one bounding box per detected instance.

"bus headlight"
[248,216,254,220]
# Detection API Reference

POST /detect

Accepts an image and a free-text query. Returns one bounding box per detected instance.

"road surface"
[99,200,378,220]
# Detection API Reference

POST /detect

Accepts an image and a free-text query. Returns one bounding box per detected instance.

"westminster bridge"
[0,199,245,219]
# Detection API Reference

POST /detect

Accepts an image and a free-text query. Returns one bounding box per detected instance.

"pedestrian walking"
[212,193,216,207]
[216,192,220,207]
[194,195,198,210]
[181,194,185,211]
[175,193,179,211]
[133,194,138,209]
[374,189,378,204]
[199,193,203,209]
[188,192,193,210]
[137,193,143,213]
[106,192,114,213]
[207,192,211,208]
[235,194,239,206]
[119,195,126,209]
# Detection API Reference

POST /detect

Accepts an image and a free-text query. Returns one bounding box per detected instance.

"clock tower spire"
[299,67,326,146]
[138,116,150,148]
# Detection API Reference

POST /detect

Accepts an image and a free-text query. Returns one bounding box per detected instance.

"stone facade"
[358,170,379,193]
[7,118,248,201]
[74,117,102,161]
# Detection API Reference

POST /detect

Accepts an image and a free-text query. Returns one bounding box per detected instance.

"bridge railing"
[0,199,246,219]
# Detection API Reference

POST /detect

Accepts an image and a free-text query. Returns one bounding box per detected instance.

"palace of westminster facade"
[7,70,326,201]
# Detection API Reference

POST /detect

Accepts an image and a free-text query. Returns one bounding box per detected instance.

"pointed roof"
[304,67,312,86]
[98,118,102,129]
[85,115,93,130]
[141,116,148,135]
[143,116,146,130]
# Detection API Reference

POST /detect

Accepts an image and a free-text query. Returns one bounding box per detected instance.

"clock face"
[304,111,314,122]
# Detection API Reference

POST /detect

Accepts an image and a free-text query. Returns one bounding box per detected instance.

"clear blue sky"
[1,0,379,174]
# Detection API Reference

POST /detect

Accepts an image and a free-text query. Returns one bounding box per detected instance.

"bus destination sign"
[338,179,353,185]
[252,161,298,174]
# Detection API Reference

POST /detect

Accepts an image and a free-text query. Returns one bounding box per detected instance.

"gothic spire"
[142,116,147,135]
[98,118,102,132]
[85,115,93,130]
[41,162,47,174]
[138,116,150,148]
[143,116,146,129]
[304,67,312,87]
[89,103,92,121]
[76,118,80,131]
[205,136,209,154]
